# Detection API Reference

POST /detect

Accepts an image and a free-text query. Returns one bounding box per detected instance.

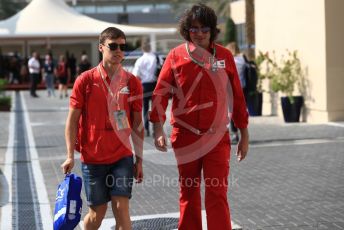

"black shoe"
[31,94,39,98]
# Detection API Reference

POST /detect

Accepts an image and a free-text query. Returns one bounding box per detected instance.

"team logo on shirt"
[216,60,225,68]
[211,59,225,71]
[119,86,130,94]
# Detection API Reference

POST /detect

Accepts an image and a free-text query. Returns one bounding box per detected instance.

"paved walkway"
[0,90,344,229]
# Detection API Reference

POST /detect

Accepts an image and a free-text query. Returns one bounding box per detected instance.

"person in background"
[68,53,77,83]
[42,53,56,97]
[227,42,248,143]
[132,41,158,137]
[0,49,4,79]
[28,51,41,97]
[77,54,91,76]
[56,55,70,99]
[20,58,29,84]
[61,27,143,230]
[149,4,249,230]
[8,53,20,84]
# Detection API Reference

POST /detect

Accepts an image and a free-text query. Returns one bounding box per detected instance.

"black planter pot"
[0,104,11,112]
[281,96,303,122]
[247,92,262,116]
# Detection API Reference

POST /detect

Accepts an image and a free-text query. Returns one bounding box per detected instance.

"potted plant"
[251,51,277,116]
[0,79,11,111]
[270,50,304,122]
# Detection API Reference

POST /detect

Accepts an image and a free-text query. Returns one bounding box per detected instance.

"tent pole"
[46,37,51,50]
[90,40,99,66]
[22,41,26,58]
[150,33,157,52]
[24,40,29,58]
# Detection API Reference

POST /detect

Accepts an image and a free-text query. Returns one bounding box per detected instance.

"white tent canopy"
[0,0,176,38]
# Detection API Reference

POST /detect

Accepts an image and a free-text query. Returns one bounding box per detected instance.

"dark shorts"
[81,156,134,206]
[58,76,68,85]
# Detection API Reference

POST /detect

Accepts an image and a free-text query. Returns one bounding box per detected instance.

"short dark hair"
[99,27,126,45]
[142,43,151,52]
[179,3,219,43]
[141,39,151,52]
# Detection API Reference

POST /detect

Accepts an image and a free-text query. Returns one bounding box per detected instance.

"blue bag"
[54,173,83,230]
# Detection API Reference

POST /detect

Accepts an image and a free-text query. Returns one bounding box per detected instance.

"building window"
[96,6,124,14]
[155,4,171,11]
[73,5,124,14]
[127,4,154,13]
[74,6,96,14]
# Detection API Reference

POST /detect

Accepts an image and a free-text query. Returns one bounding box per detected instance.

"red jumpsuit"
[150,42,248,230]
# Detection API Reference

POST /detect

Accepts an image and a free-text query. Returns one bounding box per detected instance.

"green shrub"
[0,79,11,109]
[255,51,276,93]
[270,50,304,103]
[0,96,11,106]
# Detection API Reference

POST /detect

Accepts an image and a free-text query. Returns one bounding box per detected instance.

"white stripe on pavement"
[252,137,344,148]
[327,122,344,128]
[21,92,53,229]
[79,211,242,230]
[30,122,66,127]
[0,91,15,230]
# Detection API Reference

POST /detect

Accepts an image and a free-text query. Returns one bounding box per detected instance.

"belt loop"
[174,126,223,135]
[190,127,201,135]
[209,127,214,134]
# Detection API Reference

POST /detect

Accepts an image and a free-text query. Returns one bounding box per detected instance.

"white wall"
[231,0,246,24]
[255,0,332,122]
[325,0,344,121]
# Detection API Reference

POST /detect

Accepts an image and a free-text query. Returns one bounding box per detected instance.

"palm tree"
[245,0,255,60]
[223,17,237,45]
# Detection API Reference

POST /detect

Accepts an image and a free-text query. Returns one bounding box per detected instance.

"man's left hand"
[134,160,143,183]
[236,128,249,162]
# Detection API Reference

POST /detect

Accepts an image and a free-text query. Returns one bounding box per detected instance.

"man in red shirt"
[61,27,143,230]
[149,4,249,230]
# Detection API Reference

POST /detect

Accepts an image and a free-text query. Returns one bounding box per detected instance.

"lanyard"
[185,42,216,71]
[98,65,129,111]
[98,65,116,98]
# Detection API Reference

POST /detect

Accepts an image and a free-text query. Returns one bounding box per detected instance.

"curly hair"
[179,3,219,43]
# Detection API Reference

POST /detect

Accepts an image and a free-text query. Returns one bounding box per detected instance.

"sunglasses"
[105,43,128,51]
[189,27,211,34]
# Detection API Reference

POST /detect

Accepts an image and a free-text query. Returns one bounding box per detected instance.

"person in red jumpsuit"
[149,4,249,230]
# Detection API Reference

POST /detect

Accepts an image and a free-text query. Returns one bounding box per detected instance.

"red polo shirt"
[70,63,142,164]
[149,42,248,131]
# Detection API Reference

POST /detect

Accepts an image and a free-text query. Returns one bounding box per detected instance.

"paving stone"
[2,91,344,229]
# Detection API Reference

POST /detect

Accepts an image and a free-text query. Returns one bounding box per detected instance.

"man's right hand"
[61,157,74,174]
[63,108,81,174]
[153,122,167,152]
[154,135,167,152]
